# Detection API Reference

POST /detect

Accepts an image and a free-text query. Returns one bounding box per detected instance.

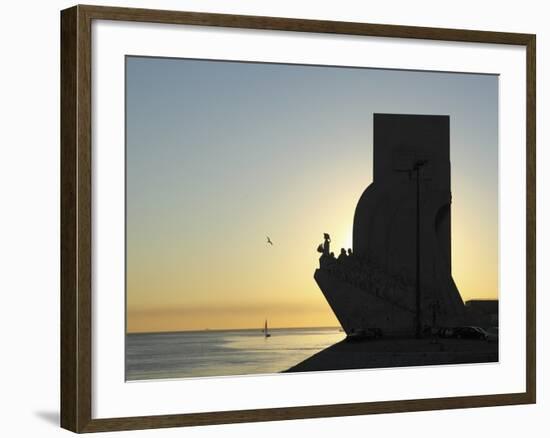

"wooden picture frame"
[61,4,536,433]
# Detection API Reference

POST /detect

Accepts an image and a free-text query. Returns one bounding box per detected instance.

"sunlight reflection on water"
[126,327,345,380]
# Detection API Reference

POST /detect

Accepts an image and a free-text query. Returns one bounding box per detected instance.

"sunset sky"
[126,56,498,333]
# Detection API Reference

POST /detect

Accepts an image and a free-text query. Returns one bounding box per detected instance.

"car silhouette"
[454,326,489,340]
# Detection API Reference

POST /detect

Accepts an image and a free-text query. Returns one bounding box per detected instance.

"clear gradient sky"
[126,56,498,333]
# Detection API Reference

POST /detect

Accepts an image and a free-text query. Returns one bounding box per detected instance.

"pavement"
[285,337,498,373]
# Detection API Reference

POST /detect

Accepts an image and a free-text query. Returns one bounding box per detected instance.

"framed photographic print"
[60,4,536,433]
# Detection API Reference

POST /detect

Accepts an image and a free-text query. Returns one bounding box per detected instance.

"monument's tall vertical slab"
[353,114,463,327]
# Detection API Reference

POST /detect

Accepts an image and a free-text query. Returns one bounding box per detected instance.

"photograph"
[125,56,499,381]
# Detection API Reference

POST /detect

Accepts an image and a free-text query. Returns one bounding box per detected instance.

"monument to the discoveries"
[315,113,468,337]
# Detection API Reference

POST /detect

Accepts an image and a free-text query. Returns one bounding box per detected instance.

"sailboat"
[263,319,271,338]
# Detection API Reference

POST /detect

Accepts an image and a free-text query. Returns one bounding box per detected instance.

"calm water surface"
[126,327,345,380]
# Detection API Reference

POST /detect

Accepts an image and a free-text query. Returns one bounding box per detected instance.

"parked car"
[437,327,456,338]
[423,326,439,337]
[346,327,383,341]
[367,328,383,339]
[454,326,488,340]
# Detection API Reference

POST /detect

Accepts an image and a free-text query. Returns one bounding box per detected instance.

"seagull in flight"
[266,236,273,246]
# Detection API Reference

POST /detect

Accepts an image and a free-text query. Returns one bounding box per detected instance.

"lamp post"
[413,160,428,338]
[396,159,429,338]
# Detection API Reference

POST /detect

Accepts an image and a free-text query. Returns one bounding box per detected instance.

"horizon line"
[126,325,342,335]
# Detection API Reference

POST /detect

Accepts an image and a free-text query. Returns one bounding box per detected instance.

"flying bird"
[266,236,273,246]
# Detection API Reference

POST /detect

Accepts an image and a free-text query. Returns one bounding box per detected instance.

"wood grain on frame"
[60,4,536,433]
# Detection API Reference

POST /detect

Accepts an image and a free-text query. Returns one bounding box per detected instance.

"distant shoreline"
[126,326,342,336]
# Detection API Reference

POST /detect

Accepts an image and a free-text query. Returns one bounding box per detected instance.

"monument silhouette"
[315,114,495,337]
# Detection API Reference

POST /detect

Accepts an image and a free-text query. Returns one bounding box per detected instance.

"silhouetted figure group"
[316,232,354,269]
[339,248,353,260]
[316,233,417,313]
